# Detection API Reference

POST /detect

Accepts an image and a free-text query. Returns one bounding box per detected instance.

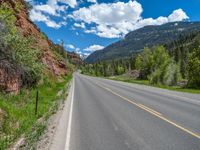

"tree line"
[81,32,200,88]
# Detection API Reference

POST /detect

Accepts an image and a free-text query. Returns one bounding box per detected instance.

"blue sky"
[28,0,200,57]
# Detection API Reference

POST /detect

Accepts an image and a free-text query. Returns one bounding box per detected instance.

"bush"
[163,61,182,86]
[6,34,43,85]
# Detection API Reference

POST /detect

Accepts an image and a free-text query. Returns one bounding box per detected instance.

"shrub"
[163,61,182,86]
[7,35,43,85]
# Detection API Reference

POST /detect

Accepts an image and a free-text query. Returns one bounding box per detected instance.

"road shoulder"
[36,79,74,150]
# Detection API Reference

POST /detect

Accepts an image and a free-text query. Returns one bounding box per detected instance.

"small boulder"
[125,70,140,79]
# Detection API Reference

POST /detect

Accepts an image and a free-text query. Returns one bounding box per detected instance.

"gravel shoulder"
[36,80,73,150]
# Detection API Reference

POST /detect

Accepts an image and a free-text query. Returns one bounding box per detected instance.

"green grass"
[108,75,200,94]
[0,75,72,149]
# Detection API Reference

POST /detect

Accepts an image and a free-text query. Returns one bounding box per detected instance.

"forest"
[81,31,200,88]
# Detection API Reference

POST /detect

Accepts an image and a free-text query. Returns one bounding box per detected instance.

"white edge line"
[65,77,75,150]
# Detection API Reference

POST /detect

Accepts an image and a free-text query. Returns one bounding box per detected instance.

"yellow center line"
[137,103,162,116]
[94,81,200,140]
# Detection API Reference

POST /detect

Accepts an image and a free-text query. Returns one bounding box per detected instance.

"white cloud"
[66,44,75,49]
[75,47,80,52]
[74,22,86,28]
[30,10,62,28]
[84,44,105,52]
[29,0,77,28]
[28,0,189,37]
[48,0,77,8]
[76,50,90,59]
[87,0,97,3]
[73,1,142,25]
[168,9,189,22]
[34,4,59,16]
[71,1,189,38]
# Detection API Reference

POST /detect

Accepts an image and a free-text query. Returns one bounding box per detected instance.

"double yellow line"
[95,81,200,140]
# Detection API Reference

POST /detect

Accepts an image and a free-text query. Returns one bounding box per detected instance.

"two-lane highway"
[56,73,200,150]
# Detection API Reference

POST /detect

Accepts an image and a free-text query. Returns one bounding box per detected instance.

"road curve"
[64,73,200,150]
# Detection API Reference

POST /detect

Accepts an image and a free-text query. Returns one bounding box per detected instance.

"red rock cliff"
[0,0,68,93]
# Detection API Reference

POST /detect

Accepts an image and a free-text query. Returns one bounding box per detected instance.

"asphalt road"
[64,73,200,150]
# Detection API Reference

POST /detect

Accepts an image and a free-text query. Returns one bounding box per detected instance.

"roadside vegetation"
[0,75,72,149]
[108,75,200,94]
[0,1,74,149]
[81,31,200,92]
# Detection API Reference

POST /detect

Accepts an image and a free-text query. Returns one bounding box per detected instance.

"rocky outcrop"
[42,52,68,76]
[67,52,84,65]
[0,60,23,93]
[125,70,140,79]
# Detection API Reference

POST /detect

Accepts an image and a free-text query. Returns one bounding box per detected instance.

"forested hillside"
[82,30,200,89]
[86,22,200,63]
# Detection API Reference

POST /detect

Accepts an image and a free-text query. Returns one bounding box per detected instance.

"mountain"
[85,21,200,63]
[0,0,71,93]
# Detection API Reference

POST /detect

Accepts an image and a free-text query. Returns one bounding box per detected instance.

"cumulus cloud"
[74,22,86,28]
[87,0,97,3]
[30,9,63,28]
[168,9,189,22]
[73,1,142,25]
[71,1,189,38]
[28,0,189,37]
[48,0,77,9]
[84,44,105,52]
[66,44,75,49]
[29,0,77,28]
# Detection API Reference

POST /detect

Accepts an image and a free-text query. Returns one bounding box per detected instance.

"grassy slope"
[0,75,72,149]
[108,75,200,94]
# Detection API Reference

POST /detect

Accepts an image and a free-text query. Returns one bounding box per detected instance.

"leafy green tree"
[148,46,171,84]
[163,61,182,86]
[135,47,152,79]
[188,46,200,88]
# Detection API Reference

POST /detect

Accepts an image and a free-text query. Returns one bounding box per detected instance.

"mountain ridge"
[85,21,200,63]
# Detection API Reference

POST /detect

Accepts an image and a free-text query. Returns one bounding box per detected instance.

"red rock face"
[42,51,68,76]
[67,52,84,65]
[13,0,68,76]
[0,60,22,94]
